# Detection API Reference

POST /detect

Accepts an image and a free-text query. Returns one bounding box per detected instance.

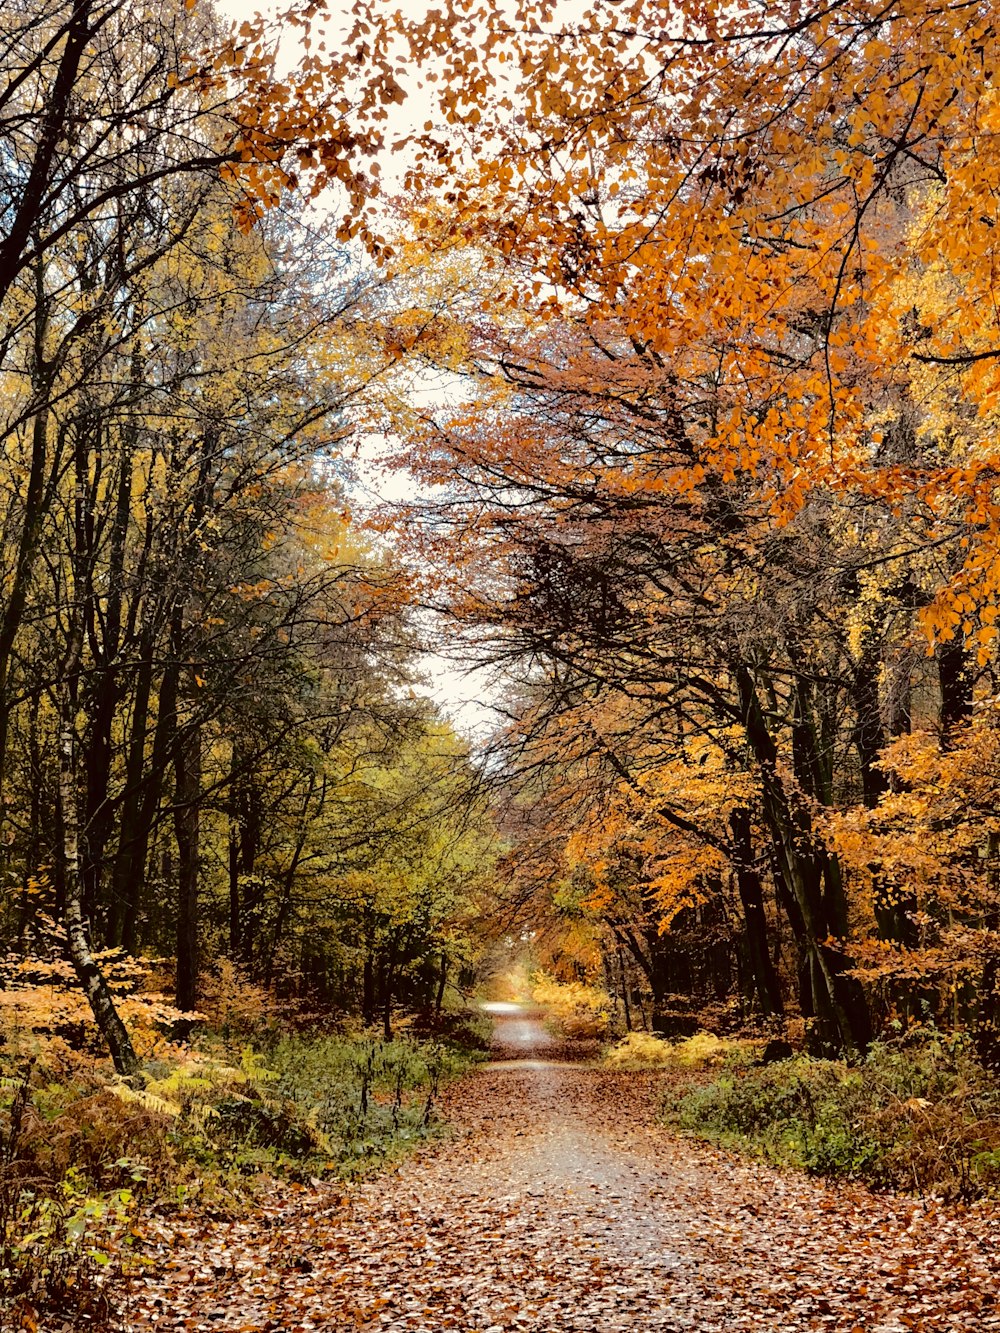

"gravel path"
[127,1009,1000,1332]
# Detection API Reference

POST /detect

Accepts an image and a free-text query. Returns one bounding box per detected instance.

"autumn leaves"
[355,1,1000,1049]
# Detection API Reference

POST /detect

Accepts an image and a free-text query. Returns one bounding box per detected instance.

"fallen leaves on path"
[122,1017,1000,1332]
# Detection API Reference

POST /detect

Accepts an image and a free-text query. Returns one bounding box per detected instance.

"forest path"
[128,1008,1000,1332]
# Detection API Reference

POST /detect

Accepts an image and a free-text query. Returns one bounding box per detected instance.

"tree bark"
[0,3,97,305]
[58,524,139,1079]
[382,948,395,1040]
[729,808,784,1017]
[110,640,179,950]
[735,662,871,1055]
[854,639,889,807]
[435,956,448,1016]
[938,637,973,740]
[362,910,376,1027]
[617,947,633,1031]
[174,719,201,1013]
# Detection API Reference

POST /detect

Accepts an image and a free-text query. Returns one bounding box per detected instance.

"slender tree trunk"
[887,648,912,750]
[0,2,97,304]
[228,819,241,958]
[729,808,784,1016]
[58,474,139,1076]
[111,644,179,950]
[61,710,139,1077]
[174,715,201,1014]
[362,910,376,1027]
[0,276,61,813]
[382,956,394,1041]
[435,956,448,1016]
[977,832,1000,1069]
[854,640,889,807]
[617,947,632,1031]
[264,819,311,985]
[938,637,973,740]
[80,415,135,938]
[19,689,44,948]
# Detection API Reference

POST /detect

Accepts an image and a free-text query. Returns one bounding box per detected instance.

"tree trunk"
[108,637,178,949]
[977,832,1000,1069]
[729,808,784,1016]
[435,956,448,1015]
[382,959,394,1041]
[854,640,889,807]
[735,662,871,1055]
[617,947,633,1031]
[61,716,140,1078]
[80,412,136,939]
[174,720,201,1013]
[0,278,61,814]
[228,819,241,958]
[362,915,376,1027]
[938,637,973,740]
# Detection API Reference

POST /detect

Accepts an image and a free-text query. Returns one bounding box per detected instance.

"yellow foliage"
[605,1030,731,1068]
[824,713,1000,993]
[672,1032,730,1066]
[112,1051,266,1120]
[531,972,610,1039]
[0,949,200,1064]
[197,960,275,1037]
[604,1031,674,1066]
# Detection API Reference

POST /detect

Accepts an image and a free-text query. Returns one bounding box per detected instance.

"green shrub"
[177,1033,472,1180]
[669,1030,1000,1199]
[406,1004,493,1053]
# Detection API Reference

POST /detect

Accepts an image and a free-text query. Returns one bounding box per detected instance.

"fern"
[110,1082,181,1118]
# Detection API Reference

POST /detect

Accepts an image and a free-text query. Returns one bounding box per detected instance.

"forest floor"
[124,1007,1000,1333]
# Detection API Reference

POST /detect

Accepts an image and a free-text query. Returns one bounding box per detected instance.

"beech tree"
[368,0,1000,1052]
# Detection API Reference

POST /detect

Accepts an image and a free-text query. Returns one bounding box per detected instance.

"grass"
[667,1027,1000,1200]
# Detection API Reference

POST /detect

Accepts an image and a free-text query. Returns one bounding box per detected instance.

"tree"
[0,0,439,1068]
[367,1,1000,1052]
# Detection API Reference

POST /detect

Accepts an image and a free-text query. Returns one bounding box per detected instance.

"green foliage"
[311,721,498,1024]
[406,1003,493,1054]
[669,1031,1000,1199]
[130,1032,477,1184]
[257,1034,469,1174]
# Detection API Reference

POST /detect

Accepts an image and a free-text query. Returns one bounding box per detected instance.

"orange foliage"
[1,924,199,1066]
[365,0,1000,639]
[826,712,1000,998]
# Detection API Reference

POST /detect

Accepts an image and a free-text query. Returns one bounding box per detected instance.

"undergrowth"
[668,1028,1000,1200]
[531,973,610,1040]
[0,998,484,1329]
[606,1030,734,1067]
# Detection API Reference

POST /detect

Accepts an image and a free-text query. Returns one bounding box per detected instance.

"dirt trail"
[128,1008,1000,1332]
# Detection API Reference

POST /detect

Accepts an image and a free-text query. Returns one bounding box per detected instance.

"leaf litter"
[123,1014,1000,1332]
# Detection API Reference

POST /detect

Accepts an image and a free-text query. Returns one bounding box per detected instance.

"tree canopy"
[5,0,1000,1075]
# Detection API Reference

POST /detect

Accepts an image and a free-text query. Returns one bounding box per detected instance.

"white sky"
[213,0,270,17]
